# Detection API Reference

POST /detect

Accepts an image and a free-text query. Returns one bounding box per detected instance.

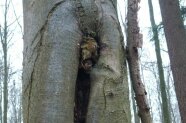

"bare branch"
[0,25,4,45]
[10,0,23,35]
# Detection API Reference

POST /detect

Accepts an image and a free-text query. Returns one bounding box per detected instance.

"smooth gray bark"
[23,1,81,122]
[87,1,130,122]
[23,0,130,123]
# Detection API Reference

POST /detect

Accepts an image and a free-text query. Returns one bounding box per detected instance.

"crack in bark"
[103,80,107,110]
[26,1,65,123]
[24,0,65,94]
[27,23,44,123]
[30,0,65,47]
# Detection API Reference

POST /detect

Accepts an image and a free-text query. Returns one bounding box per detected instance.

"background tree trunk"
[148,0,171,122]
[166,70,176,123]
[23,0,131,123]
[158,0,186,122]
[1,0,9,123]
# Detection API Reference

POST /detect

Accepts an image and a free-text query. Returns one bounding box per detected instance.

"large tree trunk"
[23,0,130,123]
[158,0,186,122]
[148,0,171,122]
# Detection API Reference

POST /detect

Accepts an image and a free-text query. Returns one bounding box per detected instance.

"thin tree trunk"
[0,86,2,123]
[3,44,8,123]
[132,64,141,123]
[18,94,22,123]
[156,80,163,123]
[127,0,152,122]
[151,65,163,122]
[148,0,171,122]
[158,0,186,122]
[12,81,18,123]
[3,0,8,123]
[167,70,176,123]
